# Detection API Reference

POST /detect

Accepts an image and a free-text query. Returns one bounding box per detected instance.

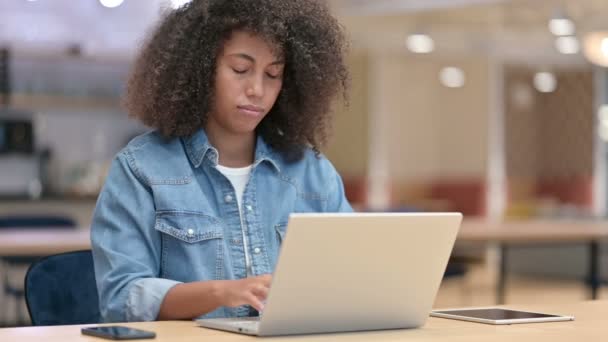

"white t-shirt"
[216,164,254,276]
[216,164,252,211]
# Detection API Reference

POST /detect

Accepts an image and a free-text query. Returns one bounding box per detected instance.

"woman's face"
[207,30,284,138]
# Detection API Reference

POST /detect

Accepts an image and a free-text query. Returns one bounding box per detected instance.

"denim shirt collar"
[182,129,281,172]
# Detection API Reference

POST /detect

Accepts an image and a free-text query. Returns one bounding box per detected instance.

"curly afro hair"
[124,0,349,160]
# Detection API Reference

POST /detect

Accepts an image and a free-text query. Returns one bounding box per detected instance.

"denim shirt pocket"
[154,211,225,280]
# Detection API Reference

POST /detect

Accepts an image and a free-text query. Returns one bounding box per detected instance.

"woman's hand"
[217,274,272,312]
[158,275,272,320]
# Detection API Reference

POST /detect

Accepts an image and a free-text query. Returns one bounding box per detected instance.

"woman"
[91,0,351,322]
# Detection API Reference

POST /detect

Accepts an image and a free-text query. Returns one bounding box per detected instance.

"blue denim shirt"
[90,129,352,322]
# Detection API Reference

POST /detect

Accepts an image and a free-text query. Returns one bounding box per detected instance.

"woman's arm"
[91,149,171,322]
[157,275,271,320]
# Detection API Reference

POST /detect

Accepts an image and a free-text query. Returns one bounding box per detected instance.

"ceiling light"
[549,18,575,36]
[533,72,557,93]
[99,0,124,8]
[602,38,608,57]
[439,67,465,88]
[406,34,434,54]
[554,36,579,54]
[583,32,608,67]
[510,82,534,110]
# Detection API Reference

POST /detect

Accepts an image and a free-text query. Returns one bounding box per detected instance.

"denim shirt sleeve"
[91,149,180,322]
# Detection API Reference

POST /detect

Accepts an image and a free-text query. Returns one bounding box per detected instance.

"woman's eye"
[232,68,247,74]
[266,72,281,79]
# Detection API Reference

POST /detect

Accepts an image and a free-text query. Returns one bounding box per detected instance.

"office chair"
[444,260,468,278]
[24,250,101,326]
[0,215,77,325]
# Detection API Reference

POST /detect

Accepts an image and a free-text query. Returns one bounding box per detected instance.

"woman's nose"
[246,74,265,98]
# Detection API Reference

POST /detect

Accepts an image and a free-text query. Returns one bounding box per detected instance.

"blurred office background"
[2,0,608,326]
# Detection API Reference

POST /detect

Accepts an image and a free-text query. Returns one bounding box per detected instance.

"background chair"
[24,250,100,326]
[0,215,77,325]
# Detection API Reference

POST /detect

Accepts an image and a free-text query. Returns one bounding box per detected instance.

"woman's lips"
[238,105,264,117]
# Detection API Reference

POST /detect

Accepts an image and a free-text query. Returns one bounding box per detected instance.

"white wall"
[379,55,489,183]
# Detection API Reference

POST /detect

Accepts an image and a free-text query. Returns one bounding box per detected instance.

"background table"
[458,219,608,303]
[0,229,91,256]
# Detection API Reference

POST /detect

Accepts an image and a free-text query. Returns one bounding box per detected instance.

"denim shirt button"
[187,229,194,236]
[224,195,233,203]
[253,247,261,254]
[246,205,253,211]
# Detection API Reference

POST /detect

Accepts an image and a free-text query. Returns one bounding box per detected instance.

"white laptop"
[196,212,462,336]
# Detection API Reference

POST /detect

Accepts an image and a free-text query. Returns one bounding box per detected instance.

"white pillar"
[366,52,391,210]
[592,67,607,218]
[486,59,506,220]
[485,58,506,297]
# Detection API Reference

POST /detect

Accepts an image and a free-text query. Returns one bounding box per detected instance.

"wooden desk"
[458,219,608,303]
[0,300,603,341]
[0,229,91,256]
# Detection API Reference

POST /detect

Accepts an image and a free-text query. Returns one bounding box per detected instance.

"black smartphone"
[81,326,156,340]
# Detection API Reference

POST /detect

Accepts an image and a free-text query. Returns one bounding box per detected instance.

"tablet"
[430,308,575,325]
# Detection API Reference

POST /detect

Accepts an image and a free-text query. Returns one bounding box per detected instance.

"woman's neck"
[204,123,256,168]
